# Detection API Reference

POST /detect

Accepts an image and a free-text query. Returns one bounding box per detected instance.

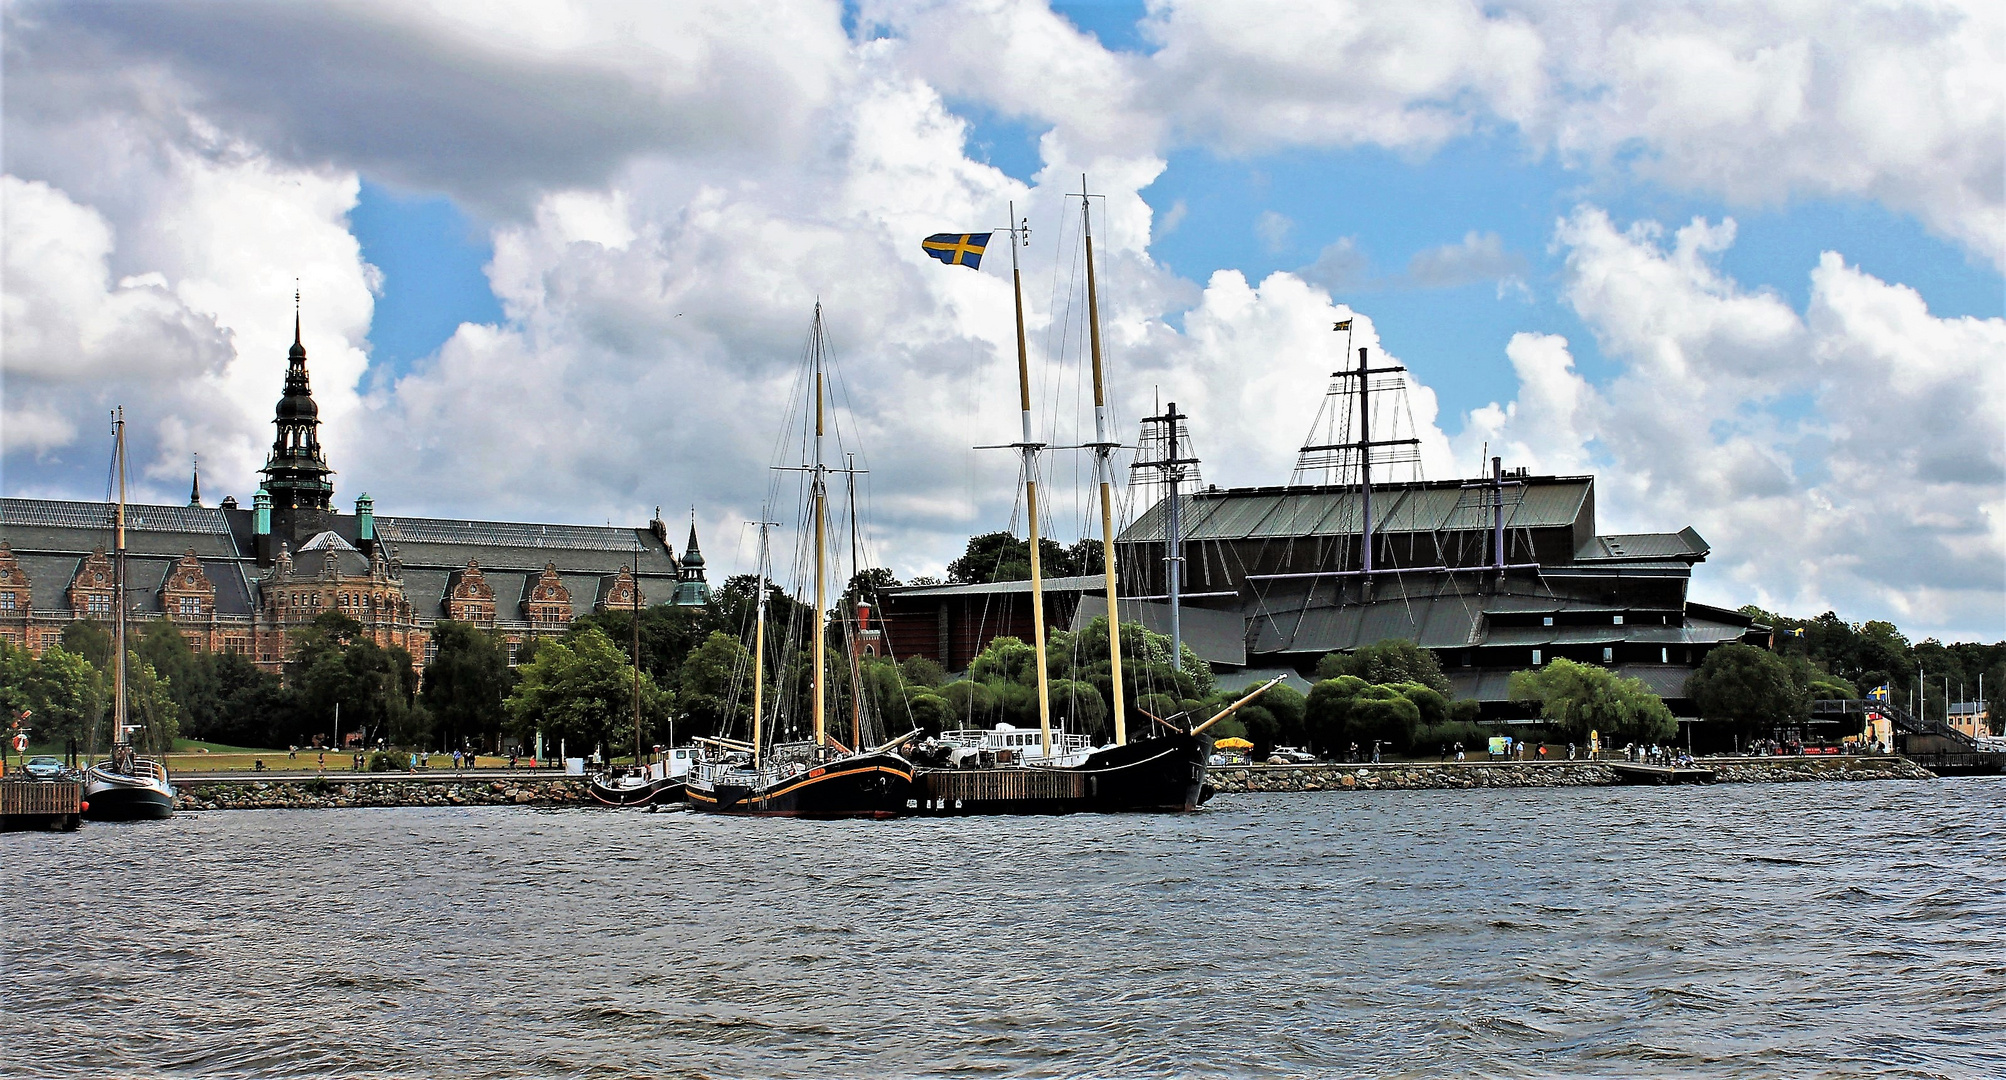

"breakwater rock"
[1208,755,1932,794]
[1707,756,1935,783]
[175,778,591,811]
[1210,761,1616,793]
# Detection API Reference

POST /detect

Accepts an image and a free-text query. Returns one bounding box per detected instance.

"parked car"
[1268,746,1318,764]
[22,755,67,780]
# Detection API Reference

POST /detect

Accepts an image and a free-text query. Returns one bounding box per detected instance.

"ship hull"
[686,752,913,818]
[82,768,176,821]
[917,732,1208,815]
[586,775,685,807]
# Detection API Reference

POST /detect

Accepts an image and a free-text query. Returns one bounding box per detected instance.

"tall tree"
[1508,658,1676,744]
[422,621,513,752]
[135,619,220,737]
[1314,639,1451,695]
[677,630,751,741]
[946,531,1079,583]
[506,626,671,757]
[1686,643,1809,740]
[60,620,112,670]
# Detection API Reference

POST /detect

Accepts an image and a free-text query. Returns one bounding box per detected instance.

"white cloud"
[1,167,367,494]
[871,0,2005,268]
[1253,209,1292,253]
[1406,231,1528,292]
[1466,206,2006,639]
[3,1,1998,641]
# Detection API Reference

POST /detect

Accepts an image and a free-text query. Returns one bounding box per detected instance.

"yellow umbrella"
[1213,737,1254,750]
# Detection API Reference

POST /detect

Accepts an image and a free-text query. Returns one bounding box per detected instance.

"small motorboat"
[586,747,693,807]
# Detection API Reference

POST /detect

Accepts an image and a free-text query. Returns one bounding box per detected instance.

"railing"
[1811,698,1979,750]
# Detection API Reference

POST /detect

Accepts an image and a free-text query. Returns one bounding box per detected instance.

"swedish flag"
[922,233,991,269]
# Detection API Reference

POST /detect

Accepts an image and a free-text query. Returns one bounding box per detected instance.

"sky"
[3,0,2002,642]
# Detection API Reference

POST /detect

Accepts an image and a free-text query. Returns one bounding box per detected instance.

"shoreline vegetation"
[164,755,1936,812]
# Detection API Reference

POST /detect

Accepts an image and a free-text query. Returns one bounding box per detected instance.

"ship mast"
[631,536,643,767]
[113,407,129,753]
[846,452,865,752]
[1135,402,1198,717]
[751,518,775,770]
[1004,202,1055,758]
[811,304,830,755]
[1077,178,1128,745]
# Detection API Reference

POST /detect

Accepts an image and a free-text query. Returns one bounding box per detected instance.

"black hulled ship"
[684,305,915,819]
[83,408,176,822]
[908,187,1267,816]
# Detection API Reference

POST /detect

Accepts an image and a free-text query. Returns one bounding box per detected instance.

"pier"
[1,779,83,831]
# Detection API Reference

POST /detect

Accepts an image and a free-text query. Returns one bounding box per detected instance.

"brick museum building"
[0,318,710,672]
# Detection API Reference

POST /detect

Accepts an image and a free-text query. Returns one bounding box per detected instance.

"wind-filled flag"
[1870,684,1891,700]
[1333,319,1353,331]
[922,233,991,269]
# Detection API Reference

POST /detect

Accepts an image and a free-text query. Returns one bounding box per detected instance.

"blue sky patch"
[349,179,503,381]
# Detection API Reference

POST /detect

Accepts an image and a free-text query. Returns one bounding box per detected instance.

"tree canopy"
[1686,643,1809,739]
[422,621,513,752]
[1314,639,1451,694]
[505,626,671,757]
[1508,658,1676,744]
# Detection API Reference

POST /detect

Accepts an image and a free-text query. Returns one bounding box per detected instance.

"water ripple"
[5,780,2006,1077]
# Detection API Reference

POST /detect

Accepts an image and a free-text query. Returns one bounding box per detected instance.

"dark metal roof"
[376,516,660,554]
[885,574,1103,599]
[1071,593,1247,667]
[1575,527,1709,562]
[1250,592,1489,653]
[1,498,234,534]
[1120,476,1594,544]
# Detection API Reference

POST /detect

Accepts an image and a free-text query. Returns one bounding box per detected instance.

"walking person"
[1371,739,1382,764]
[1454,740,1465,762]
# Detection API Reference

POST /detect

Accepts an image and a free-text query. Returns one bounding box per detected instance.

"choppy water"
[5,779,2004,1079]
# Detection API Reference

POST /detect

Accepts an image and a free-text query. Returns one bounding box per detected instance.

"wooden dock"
[918,766,1089,813]
[1,779,84,831]
[1609,763,1716,785]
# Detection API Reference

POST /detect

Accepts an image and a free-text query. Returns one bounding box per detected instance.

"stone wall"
[175,778,590,811]
[1208,755,1933,794]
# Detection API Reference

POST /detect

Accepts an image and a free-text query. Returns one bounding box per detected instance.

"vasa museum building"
[0,318,710,671]
[878,346,1766,716]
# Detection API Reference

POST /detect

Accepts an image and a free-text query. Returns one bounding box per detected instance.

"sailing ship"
[911,187,1270,815]
[587,538,687,807]
[683,305,917,818]
[83,408,178,821]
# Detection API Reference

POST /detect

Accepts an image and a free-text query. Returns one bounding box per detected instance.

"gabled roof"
[299,530,359,553]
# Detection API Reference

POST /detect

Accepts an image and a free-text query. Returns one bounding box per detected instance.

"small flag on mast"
[922,233,992,269]
[1333,319,1353,331]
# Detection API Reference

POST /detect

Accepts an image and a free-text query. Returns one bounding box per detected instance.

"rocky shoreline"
[175,777,591,811]
[1207,755,1935,794]
[167,756,1935,811]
